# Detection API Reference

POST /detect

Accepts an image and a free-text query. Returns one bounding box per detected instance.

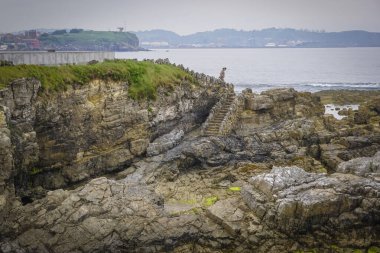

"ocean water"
[116,48,380,93]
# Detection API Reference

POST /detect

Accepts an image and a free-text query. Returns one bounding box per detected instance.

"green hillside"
[39,30,139,51]
[0,59,197,99]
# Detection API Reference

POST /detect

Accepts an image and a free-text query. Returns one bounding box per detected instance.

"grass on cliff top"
[0,59,196,100]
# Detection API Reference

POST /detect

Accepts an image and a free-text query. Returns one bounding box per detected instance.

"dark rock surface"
[1,164,379,252]
[0,80,379,252]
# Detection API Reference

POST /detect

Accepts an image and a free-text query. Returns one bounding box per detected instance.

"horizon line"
[2,27,380,36]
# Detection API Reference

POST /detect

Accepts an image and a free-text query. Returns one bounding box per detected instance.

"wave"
[234,82,380,92]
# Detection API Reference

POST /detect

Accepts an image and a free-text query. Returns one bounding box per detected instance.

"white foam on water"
[324,104,359,120]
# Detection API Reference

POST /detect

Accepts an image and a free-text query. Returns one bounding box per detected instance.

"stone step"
[206,128,219,131]
[203,93,236,136]
[205,131,219,135]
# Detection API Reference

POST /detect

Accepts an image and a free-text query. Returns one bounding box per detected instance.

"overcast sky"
[0,0,379,34]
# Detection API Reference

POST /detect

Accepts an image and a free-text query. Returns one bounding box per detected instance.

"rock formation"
[0,74,229,201]
[0,61,379,252]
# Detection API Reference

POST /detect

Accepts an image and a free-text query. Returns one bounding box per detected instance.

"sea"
[116,48,380,93]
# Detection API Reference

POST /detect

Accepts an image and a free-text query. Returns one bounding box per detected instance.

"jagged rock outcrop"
[318,96,380,171]
[162,117,319,169]
[0,76,229,201]
[337,151,380,176]
[1,163,379,253]
[242,166,380,247]
[1,76,380,252]
[0,108,14,223]
[236,88,324,135]
[0,78,41,201]
[147,129,184,156]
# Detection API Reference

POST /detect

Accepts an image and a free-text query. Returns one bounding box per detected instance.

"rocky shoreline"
[0,61,379,252]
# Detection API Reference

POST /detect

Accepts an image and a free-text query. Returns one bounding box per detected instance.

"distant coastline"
[133,28,380,49]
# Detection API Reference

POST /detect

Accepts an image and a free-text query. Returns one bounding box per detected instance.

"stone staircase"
[203,93,236,136]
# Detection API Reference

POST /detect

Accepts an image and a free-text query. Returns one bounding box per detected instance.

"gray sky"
[0,0,379,34]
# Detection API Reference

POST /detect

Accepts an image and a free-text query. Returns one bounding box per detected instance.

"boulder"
[337,151,380,176]
[147,129,184,156]
[242,166,380,234]
[261,88,296,102]
[206,198,244,235]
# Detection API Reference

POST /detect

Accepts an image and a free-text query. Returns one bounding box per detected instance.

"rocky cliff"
[0,60,231,202]
[0,61,379,252]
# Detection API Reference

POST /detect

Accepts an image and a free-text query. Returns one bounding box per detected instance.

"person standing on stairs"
[219,67,227,82]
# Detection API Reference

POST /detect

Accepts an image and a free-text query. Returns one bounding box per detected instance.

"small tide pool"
[324,104,359,120]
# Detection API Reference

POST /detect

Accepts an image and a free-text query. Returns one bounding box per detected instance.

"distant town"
[0,29,139,51]
[0,30,41,51]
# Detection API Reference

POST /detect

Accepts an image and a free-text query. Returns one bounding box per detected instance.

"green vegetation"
[51,29,67,35]
[368,246,380,253]
[39,30,139,49]
[293,250,318,253]
[228,186,241,192]
[203,196,218,207]
[0,60,196,100]
[30,167,42,175]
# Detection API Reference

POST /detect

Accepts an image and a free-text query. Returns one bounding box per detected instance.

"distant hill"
[133,28,380,48]
[39,30,140,51]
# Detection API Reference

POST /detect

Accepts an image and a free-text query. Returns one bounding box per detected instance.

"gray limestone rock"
[206,198,245,235]
[147,129,184,156]
[242,166,380,234]
[337,151,380,176]
[261,88,296,102]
